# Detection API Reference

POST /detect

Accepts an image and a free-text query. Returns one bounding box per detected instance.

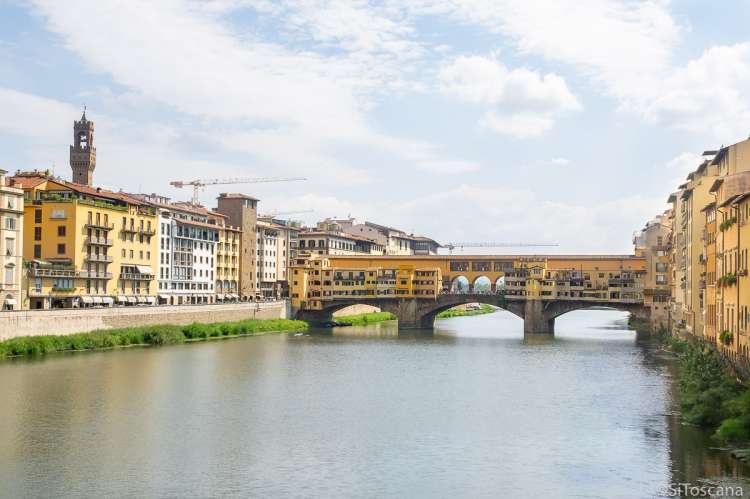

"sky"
[2,0,750,254]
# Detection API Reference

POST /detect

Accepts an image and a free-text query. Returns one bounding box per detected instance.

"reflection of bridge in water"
[291,255,649,334]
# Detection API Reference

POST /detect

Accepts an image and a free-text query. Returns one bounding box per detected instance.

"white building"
[0,170,23,310]
[135,195,224,305]
[256,217,298,298]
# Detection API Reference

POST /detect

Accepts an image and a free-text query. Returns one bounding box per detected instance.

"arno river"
[1,311,749,498]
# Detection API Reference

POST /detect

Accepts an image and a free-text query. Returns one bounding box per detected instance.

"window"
[4,266,13,285]
[5,238,13,256]
[34,227,42,241]
[57,225,66,237]
[4,218,15,230]
[34,209,42,224]
[57,244,65,255]
[34,244,41,258]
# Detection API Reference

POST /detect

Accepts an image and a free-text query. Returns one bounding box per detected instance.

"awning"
[158,294,169,300]
[4,299,16,306]
[126,297,137,304]
[146,297,156,304]
[81,296,94,304]
[137,296,147,304]
[135,265,153,274]
[116,295,127,303]
[92,296,103,304]
[216,294,225,300]
[102,297,114,305]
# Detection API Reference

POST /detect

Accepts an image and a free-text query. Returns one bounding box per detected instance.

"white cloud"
[439,55,580,138]
[635,43,750,140]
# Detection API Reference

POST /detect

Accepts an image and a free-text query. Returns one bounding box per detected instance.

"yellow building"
[13,172,158,309]
[633,211,672,329]
[216,223,241,301]
[289,255,442,310]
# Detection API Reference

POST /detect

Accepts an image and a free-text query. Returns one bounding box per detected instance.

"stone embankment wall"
[0,301,290,341]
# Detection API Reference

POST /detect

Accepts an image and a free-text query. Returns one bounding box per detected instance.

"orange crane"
[169,176,307,205]
[443,242,559,254]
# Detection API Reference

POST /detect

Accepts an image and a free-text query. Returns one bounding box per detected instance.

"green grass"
[333,311,397,325]
[0,319,308,360]
[437,304,497,319]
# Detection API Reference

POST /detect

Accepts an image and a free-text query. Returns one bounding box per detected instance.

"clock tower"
[69,108,96,185]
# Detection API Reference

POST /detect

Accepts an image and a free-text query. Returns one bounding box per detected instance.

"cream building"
[0,170,23,310]
[633,210,672,329]
[256,217,298,298]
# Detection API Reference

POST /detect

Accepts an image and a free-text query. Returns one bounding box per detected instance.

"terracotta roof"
[9,174,48,189]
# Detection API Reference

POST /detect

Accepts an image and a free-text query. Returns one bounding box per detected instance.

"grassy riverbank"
[334,311,397,325]
[437,304,497,319]
[0,318,308,360]
[629,315,750,445]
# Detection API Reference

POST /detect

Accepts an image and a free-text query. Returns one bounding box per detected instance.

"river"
[0,310,748,498]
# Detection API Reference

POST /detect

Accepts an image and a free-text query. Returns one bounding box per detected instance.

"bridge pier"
[523,300,555,335]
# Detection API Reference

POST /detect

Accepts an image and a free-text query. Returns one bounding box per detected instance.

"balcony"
[84,254,113,263]
[121,226,155,236]
[85,221,115,231]
[120,273,155,281]
[85,237,113,246]
[79,271,113,279]
[30,268,77,278]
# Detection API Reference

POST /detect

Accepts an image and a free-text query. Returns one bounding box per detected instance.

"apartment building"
[215,193,258,299]
[0,170,23,310]
[256,217,298,298]
[633,211,672,329]
[297,230,384,256]
[326,217,440,255]
[14,172,158,309]
[216,223,241,301]
[133,194,226,305]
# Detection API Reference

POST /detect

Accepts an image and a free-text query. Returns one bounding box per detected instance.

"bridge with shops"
[292,255,649,334]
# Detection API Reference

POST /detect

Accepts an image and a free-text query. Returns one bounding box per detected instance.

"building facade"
[633,211,672,329]
[14,172,158,309]
[0,170,23,310]
[215,193,258,299]
[256,217,298,298]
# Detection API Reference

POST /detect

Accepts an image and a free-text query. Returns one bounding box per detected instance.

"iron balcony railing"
[30,268,77,278]
[120,273,155,281]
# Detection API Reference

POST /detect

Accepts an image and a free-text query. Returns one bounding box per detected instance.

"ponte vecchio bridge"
[290,254,649,334]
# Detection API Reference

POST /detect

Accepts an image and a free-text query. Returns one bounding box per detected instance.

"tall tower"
[69,108,96,185]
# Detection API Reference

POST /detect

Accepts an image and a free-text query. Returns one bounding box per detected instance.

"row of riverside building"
[0,110,440,311]
[635,135,750,361]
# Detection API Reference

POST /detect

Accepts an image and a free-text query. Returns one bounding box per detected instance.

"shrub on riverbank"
[437,304,497,319]
[334,312,397,325]
[0,319,308,359]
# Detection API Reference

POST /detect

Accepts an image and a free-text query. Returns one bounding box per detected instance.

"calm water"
[0,310,748,498]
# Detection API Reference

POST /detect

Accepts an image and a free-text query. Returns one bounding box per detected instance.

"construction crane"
[443,242,559,254]
[169,177,307,205]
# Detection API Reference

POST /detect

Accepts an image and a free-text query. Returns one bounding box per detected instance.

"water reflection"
[0,309,747,498]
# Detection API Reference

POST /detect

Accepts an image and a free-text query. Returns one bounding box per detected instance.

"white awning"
[158,294,170,300]
[137,296,147,303]
[92,296,103,304]
[102,297,114,305]
[4,299,16,306]
[146,297,156,304]
[136,265,153,274]
[116,295,127,303]
[216,294,225,300]
[126,297,137,304]
[81,296,94,304]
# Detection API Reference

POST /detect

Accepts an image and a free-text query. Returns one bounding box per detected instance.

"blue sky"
[2,0,750,253]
